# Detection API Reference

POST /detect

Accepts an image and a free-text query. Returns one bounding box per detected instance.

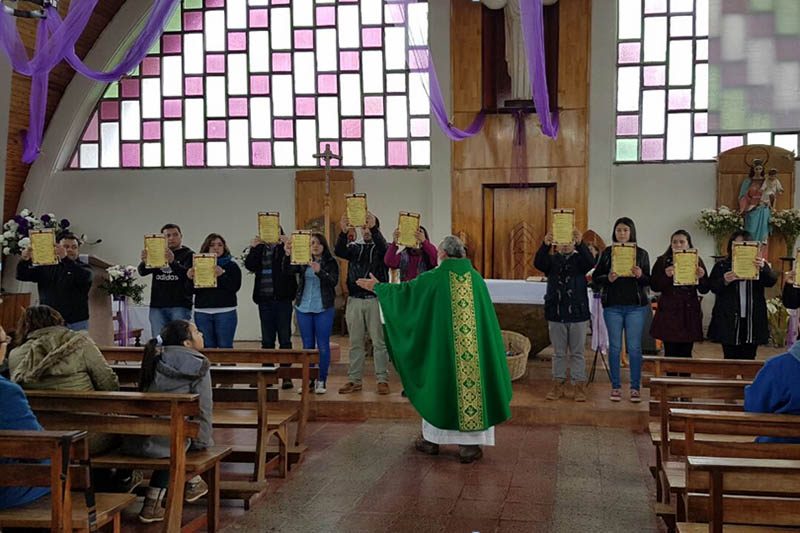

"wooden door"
[295,170,354,242]
[483,185,555,279]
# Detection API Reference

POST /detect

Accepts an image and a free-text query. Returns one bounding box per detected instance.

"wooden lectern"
[0,255,113,343]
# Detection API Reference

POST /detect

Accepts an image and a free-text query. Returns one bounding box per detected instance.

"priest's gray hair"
[439,235,466,259]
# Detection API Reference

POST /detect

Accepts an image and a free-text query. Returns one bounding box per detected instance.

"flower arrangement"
[767,296,789,348]
[1,209,79,256]
[696,206,743,256]
[100,265,145,304]
[770,208,800,256]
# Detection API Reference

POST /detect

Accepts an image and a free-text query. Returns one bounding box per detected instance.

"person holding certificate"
[592,217,651,403]
[534,228,594,402]
[284,233,339,394]
[187,234,241,348]
[334,213,391,395]
[385,226,438,281]
[138,224,194,337]
[708,230,777,360]
[245,228,298,388]
[649,230,709,358]
[16,232,93,331]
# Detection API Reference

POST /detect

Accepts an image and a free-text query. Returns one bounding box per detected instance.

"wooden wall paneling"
[4,0,127,222]
[451,0,483,114]
[556,0,591,110]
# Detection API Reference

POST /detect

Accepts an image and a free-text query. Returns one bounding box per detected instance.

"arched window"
[614,0,800,163]
[68,0,430,169]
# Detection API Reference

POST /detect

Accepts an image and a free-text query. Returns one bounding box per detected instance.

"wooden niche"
[480,1,559,112]
[717,144,796,270]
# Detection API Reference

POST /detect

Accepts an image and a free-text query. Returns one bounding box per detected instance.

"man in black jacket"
[138,223,194,337]
[334,212,391,395]
[17,233,92,331]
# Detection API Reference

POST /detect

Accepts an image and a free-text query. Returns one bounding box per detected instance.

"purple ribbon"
[519,0,559,139]
[0,0,179,162]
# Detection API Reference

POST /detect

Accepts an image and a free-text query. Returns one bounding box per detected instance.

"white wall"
[6,0,451,340]
[588,2,800,260]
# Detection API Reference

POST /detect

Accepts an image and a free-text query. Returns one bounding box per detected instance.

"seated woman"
[122,320,213,524]
[8,305,119,454]
[0,326,51,511]
[744,339,800,443]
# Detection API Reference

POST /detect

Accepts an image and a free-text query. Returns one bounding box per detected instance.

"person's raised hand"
[723,271,738,284]
[55,244,66,260]
[632,266,643,279]
[393,228,400,243]
[309,261,321,273]
[187,268,195,280]
[356,273,379,293]
[215,266,224,277]
[140,249,147,262]
[609,272,619,283]
[366,212,377,229]
[165,248,175,264]
[340,214,349,233]
[665,265,675,278]
[696,266,706,278]
[543,233,553,246]
[251,236,265,248]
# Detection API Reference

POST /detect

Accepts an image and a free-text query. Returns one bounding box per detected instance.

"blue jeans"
[258,300,294,349]
[194,310,238,348]
[295,307,335,383]
[66,320,89,332]
[149,307,192,339]
[603,305,649,390]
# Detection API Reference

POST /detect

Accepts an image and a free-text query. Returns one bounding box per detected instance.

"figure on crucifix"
[311,143,342,244]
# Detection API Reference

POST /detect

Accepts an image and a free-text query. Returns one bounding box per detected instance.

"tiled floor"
[219,420,663,533]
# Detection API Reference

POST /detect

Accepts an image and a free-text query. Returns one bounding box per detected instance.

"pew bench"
[25,390,231,533]
[649,377,752,506]
[0,429,135,532]
[677,456,800,533]
[642,357,763,387]
[662,409,800,527]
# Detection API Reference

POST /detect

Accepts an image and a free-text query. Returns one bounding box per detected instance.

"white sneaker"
[314,380,327,394]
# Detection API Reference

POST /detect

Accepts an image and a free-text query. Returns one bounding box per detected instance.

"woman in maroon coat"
[650,230,710,357]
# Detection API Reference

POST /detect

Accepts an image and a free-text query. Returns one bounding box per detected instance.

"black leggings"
[722,343,758,360]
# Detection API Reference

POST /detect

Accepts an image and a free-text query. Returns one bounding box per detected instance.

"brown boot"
[545,380,565,400]
[415,436,439,455]
[338,382,363,394]
[459,445,483,464]
[574,382,587,402]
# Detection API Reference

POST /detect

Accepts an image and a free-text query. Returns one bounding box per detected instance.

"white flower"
[3,247,10,255]
[18,238,30,249]
[20,209,30,217]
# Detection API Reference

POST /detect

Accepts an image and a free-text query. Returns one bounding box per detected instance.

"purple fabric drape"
[519,0,559,139]
[0,0,178,162]
[591,293,609,354]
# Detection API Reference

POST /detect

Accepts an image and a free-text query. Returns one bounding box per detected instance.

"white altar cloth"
[485,279,547,305]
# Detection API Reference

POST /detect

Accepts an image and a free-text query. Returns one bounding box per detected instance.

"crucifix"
[312,143,342,244]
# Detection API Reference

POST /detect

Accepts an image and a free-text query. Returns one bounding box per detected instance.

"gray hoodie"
[122,345,213,458]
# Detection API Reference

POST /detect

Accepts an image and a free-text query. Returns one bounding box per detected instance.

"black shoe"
[459,445,483,464]
[281,379,294,390]
[414,437,439,455]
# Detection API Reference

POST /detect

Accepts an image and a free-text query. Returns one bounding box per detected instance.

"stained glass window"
[615,0,800,163]
[69,0,430,169]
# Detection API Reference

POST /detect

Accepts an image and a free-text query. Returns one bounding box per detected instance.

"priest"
[357,235,512,463]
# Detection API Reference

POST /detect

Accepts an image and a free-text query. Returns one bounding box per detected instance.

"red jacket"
[384,240,438,281]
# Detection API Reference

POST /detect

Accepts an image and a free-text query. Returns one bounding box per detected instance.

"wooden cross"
[312,143,342,243]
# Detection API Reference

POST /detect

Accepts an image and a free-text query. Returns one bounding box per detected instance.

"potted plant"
[769,208,800,258]
[696,206,743,257]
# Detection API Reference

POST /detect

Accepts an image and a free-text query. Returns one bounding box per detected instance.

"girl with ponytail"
[126,320,213,524]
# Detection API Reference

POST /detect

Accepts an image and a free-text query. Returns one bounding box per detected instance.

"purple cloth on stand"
[590,293,608,354]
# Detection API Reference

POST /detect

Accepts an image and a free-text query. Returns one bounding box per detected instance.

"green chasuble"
[374,258,512,432]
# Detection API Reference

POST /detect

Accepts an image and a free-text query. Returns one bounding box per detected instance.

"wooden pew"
[643,356,763,387]
[110,363,288,503]
[649,377,752,506]
[101,347,319,506]
[25,390,231,533]
[678,456,800,533]
[0,429,135,532]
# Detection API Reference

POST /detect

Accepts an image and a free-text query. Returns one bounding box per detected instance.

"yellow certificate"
[193,254,218,289]
[30,229,57,266]
[398,211,421,248]
[291,231,312,265]
[258,212,280,244]
[673,249,698,286]
[732,241,759,280]
[552,208,575,246]
[611,243,637,277]
[794,250,800,288]
[345,193,367,227]
[144,234,167,269]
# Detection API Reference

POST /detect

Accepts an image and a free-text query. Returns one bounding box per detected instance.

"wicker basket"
[502,330,532,381]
